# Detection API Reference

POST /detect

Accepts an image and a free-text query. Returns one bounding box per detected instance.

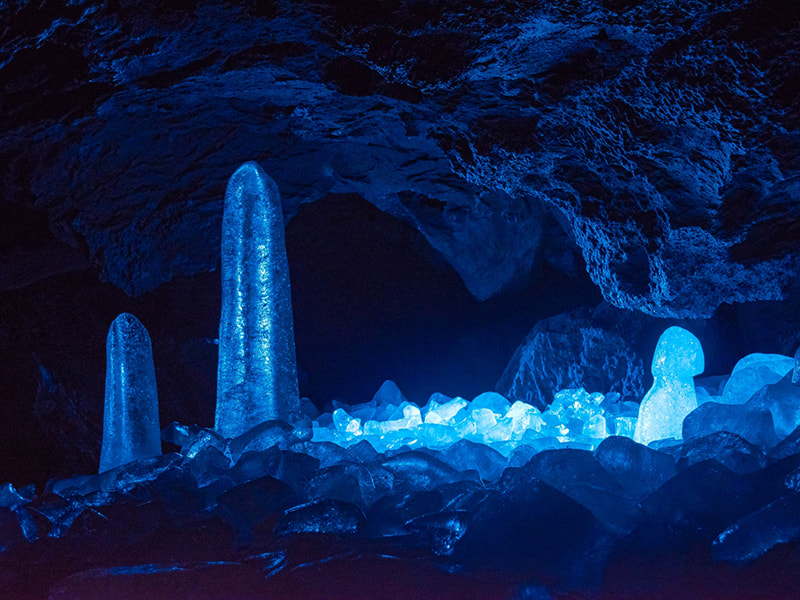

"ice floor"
[4,346,800,598]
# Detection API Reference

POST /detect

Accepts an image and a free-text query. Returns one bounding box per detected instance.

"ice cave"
[2,1,800,599]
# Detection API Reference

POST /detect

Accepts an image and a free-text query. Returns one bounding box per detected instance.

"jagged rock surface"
[496,303,649,409]
[1,0,799,314]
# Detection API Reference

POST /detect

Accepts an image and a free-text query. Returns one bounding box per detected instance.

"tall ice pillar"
[215,161,300,438]
[99,313,161,472]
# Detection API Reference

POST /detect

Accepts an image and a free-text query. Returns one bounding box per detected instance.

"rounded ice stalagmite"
[633,326,704,445]
[215,161,300,438]
[99,313,161,473]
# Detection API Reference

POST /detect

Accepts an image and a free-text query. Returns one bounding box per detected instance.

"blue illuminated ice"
[422,393,468,425]
[748,373,800,439]
[99,313,161,473]
[216,162,300,438]
[634,326,704,445]
[720,353,793,405]
[311,382,630,456]
[794,346,800,385]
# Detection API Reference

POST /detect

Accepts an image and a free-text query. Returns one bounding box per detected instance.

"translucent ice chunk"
[498,401,545,438]
[111,453,182,493]
[381,399,418,422]
[681,431,767,475]
[421,392,452,411]
[720,353,793,405]
[546,388,605,424]
[332,408,362,436]
[748,373,800,439]
[187,446,231,487]
[423,396,468,425]
[612,416,637,438]
[470,392,511,416]
[418,422,460,448]
[683,402,777,450]
[594,436,676,498]
[471,408,498,432]
[634,327,704,445]
[583,414,608,439]
[367,403,422,435]
[382,451,471,492]
[229,420,298,461]
[216,162,299,438]
[0,483,29,509]
[184,428,228,460]
[713,493,800,563]
[311,421,338,445]
[306,462,394,507]
[337,399,378,422]
[405,510,470,555]
[99,313,161,473]
[440,440,507,481]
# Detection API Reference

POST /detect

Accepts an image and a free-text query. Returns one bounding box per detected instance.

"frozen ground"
[4,343,800,598]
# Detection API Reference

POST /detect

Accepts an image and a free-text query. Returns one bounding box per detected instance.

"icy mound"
[6,333,800,596]
[312,383,639,456]
[5,365,800,597]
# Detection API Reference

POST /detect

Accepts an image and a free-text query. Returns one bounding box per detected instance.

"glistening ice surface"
[99,313,161,473]
[313,327,709,454]
[216,162,300,438]
[9,328,800,597]
[307,329,800,468]
[311,385,638,455]
[634,326,704,445]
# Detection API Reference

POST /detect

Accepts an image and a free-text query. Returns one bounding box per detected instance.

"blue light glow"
[311,385,639,454]
[216,162,300,438]
[100,313,161,473]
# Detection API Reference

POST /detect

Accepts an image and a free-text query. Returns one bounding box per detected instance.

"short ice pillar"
[215,161,300,438]
[99,313,161,472]
[634,326,704,445]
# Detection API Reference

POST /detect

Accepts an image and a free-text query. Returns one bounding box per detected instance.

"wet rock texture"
[2,0,799,312]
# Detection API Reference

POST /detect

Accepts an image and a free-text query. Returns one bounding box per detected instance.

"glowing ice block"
[216,162,300,438]
[794,346,800,386]
[423,395,467,425]
[99,313,161,473]
[634,326,704,445]
[720,353,793,404]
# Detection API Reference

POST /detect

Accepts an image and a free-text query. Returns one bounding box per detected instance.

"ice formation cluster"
[8,163,800,596]
[311,383,638,456]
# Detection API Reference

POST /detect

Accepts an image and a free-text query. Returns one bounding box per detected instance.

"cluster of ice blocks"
[18,162,800,592]
[7,348,800,594]
[311,382,639,455]
[308,327,800,458]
